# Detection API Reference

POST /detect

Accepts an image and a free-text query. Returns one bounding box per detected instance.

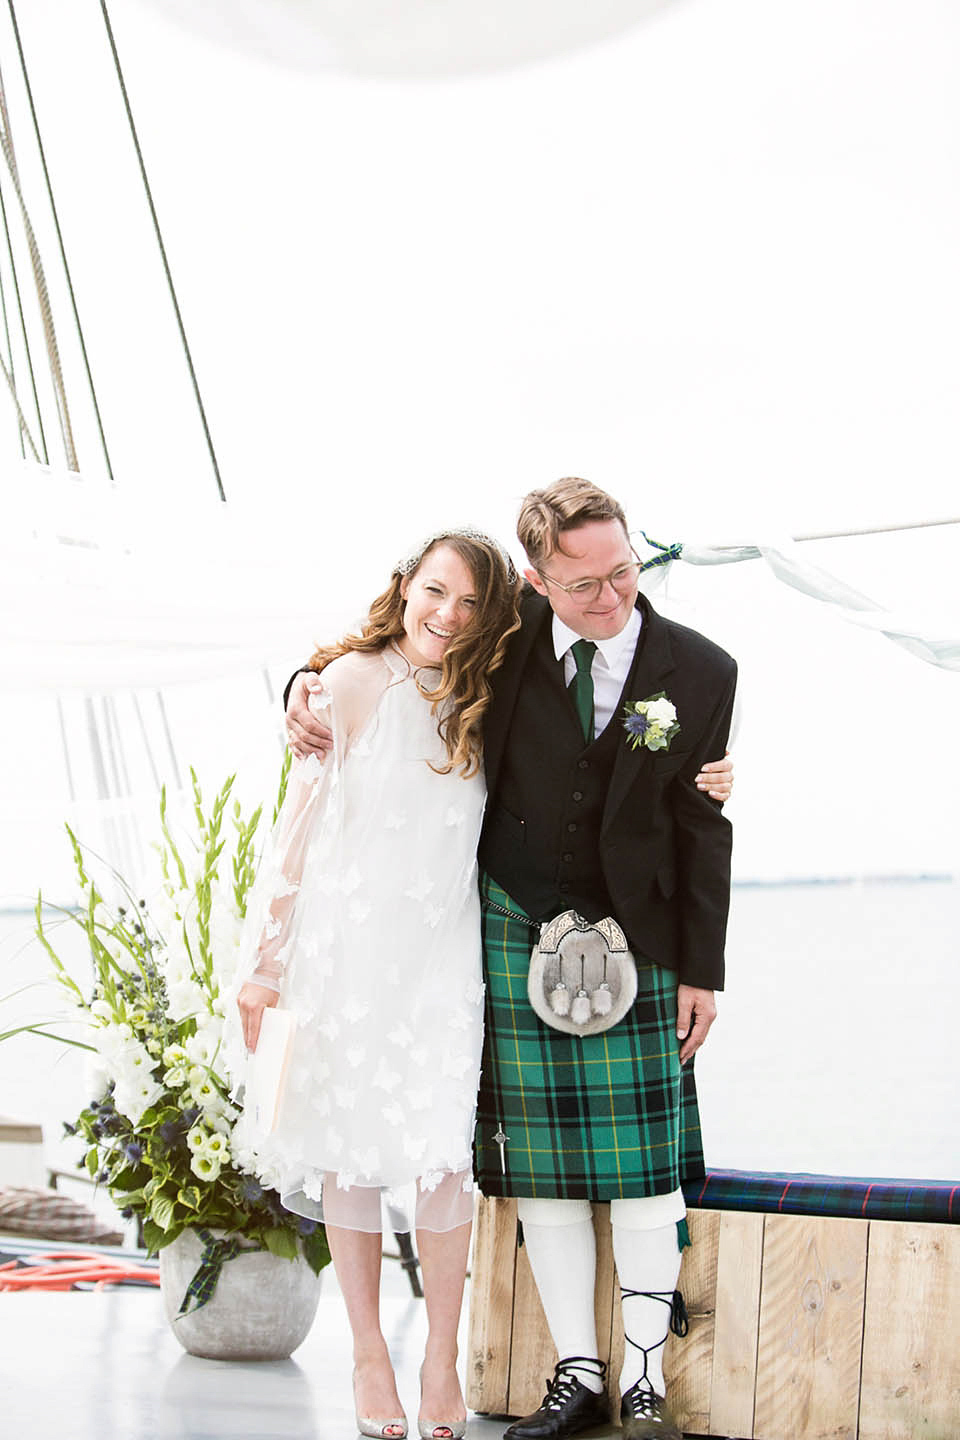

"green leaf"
[0,1023,95,1050]
[263,1225,298,1261]
[151,1193,176,1232]
[85,1148,100,1179]
[141,1219,165,1255]
[302,1228,331,1276]
[177,1185,203,1211]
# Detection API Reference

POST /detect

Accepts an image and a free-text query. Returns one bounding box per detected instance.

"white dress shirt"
[553,607,642,739]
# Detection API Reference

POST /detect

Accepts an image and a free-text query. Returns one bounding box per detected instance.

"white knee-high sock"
[610,1219,684,1397]
[515,1198,603,1394]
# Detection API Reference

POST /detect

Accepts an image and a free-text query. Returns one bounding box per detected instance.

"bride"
[235,529,521,1440]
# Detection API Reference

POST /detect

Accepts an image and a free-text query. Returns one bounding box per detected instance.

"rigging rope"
[0,196,22,457]
[99,0,226,502]
[0,343,40,459]
[0,53,77,469]
[0,104,47,461]
[5,0,114,478]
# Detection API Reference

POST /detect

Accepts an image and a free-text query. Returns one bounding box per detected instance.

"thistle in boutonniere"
[622,692,680,752]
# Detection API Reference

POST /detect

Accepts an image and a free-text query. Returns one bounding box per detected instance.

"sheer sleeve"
[248,715,336,992]
[234,650,392,994]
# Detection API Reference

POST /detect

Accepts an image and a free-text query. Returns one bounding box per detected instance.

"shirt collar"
[552,605,642,669]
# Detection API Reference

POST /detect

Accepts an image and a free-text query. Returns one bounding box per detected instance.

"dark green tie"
[568,639,597,742]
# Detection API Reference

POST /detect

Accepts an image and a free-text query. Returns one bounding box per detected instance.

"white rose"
[644,697,677,727]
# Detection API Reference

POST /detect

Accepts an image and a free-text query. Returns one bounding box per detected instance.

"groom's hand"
[286,672,334,759]
[676,985,717,1064]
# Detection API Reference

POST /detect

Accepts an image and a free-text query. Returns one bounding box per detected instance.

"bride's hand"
[237,982,280,1052]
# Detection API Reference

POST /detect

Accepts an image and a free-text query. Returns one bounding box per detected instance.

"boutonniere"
[622,692,680,752]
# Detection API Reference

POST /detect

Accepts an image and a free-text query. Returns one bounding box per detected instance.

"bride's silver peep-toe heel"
[353,1367,408,1439]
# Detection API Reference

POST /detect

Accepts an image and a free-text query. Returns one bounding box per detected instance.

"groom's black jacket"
[478,590,736,992]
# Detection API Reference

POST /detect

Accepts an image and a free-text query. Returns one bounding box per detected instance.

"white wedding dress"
[230,645,486,1232]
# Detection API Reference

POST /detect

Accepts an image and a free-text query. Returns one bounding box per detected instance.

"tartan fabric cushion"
[683,1169,959,1224]
[475,875,704,1199]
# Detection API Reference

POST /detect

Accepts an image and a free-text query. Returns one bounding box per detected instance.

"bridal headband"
[394,527,519,584]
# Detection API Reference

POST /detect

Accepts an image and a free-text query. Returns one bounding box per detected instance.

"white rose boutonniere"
[622,692,680,753]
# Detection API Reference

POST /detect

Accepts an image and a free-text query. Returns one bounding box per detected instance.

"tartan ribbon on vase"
[176,1227,264,1316]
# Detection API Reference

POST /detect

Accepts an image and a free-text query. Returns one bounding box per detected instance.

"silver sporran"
[528,910,638,1036]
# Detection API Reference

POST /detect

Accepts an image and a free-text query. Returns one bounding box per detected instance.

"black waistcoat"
[478,610,647,923]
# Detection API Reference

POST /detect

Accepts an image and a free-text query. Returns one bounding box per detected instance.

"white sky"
[1,0,959,898]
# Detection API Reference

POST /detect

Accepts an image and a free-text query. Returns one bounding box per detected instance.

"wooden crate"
[466,1197,960,1439]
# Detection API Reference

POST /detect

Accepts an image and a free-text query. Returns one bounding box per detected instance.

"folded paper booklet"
[245,1008,297,1137]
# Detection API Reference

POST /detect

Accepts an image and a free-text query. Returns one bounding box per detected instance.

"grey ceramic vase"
[159,1228,323,1360]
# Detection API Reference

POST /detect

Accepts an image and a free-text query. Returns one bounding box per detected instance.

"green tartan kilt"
[474,874,705,1200]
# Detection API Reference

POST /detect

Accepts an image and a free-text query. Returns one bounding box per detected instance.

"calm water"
[2,876,957,1210]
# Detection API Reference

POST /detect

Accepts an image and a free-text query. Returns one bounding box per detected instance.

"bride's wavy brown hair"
[305,536,521,777]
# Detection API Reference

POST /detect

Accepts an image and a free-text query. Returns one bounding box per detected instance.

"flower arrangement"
[622,692,680,753]
[33,763,329,1300]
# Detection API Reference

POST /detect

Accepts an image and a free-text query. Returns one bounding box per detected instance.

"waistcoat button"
[567,822,577,833]
[572,790,584,802]
[562,852,574,863]
[578,759,589,770]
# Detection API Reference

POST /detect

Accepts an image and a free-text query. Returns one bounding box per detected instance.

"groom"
[287,479,736,1440]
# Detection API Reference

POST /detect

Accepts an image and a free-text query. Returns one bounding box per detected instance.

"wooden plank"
[753,1214,868,1440]
[710,1210,764,1438]
[505,1224,558,1417]
[859,1220,960,1440]
[662,1208,721,1436]
[465,1197,518,1414]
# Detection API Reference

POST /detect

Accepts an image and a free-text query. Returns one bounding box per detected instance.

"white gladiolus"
[84,1055,112,1101]
[165,978,206,1023]
[113,1076,164,1125]
[186,1031,217,1066]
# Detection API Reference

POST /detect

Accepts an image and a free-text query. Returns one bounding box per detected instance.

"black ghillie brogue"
[502,1357,609,1440]
[619,1380,682,1440]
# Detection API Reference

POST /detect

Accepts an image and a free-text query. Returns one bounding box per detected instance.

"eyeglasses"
[535,548,643,604]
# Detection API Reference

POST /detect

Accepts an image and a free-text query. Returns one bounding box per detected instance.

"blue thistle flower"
[624,712,649,737]
[297,1218,318,1236]
[124,1142,143,1164]
[241,1178,265,1204]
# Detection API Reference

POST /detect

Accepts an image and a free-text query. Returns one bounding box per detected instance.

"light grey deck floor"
[1,1260,622,1440]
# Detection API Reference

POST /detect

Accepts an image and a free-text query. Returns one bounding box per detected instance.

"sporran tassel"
[591,981,613,1016]
[549,981,571,1016]
[571,988,592,1024]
